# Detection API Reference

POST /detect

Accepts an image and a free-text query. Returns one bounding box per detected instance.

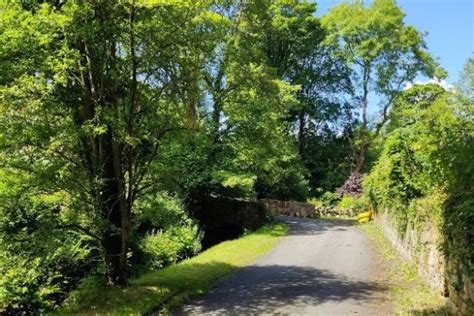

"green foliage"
[134,193,193,231]
[322,0,444,171]
[301,130,354,195]
[138,225,201,271]
[59,222,287,315]
[322,0,442,82]
[0,195,97,313]
[307,198,323,207]
[261,0,352,196]
[0,1,305,309]
[59,276,107,311]
[444,198,474,276]
[364,67,474,273]
[338,196,369,212]
[320,191,341,206]
[132,193,201,273]
[212,171,257,199]
[0,0,232,288]
[147,1,310,203]
[457,55,474,101]
[0,0,470,313]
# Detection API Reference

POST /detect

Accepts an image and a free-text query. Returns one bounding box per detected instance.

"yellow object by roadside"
[357,211,372,223]
[358,217,370,224]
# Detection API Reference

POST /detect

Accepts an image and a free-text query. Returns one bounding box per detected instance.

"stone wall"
[445,253,474,315]
[259,199,319,218]
[314,206,358,217]
[374,212,446,291]
[194,198,349,232]
[374,211,474,315]
[194,197,327,235]
[260,199,356,218]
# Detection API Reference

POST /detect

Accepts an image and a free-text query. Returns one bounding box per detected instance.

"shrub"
[0,199,97,314]
[167,225,202,259]
[338,196,369,212]
[307,198,323,207]
[138,225,201,270]
[135,192,191,232]
[132,192,201,274]
[320,191,341,206]
[60,276,107,310]
[132,192,201,272]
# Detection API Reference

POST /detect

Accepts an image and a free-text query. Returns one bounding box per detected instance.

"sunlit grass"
[54,222,287,315]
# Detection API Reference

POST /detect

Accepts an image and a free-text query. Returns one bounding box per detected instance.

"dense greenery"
[322,0,443,173]
[364,59,474,277]
[0,0,470,314]
[57,222,287,314]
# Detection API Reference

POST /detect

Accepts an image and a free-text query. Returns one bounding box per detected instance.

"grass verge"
[54,221,287,315]
[360,222,447,315]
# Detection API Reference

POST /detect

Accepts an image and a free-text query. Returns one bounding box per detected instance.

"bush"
[60,276,107,310]
[132,193,202,272]
[307,198,323,207]
[0,191,201,313]
[138,225,201,270]
[338,196,369,212]
[135,192,191,232]
[320,191,341,206]
[0,199,97,314]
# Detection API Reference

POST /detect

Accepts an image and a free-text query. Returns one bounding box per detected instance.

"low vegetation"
[360,222,446,314]
[55,222,287,315]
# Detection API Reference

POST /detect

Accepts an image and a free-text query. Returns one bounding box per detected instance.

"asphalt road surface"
[174,216,390,315]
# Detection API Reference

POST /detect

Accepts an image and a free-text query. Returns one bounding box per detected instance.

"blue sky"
[316,0,474,85]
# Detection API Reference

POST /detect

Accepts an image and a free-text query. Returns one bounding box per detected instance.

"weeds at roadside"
[360,222,447,315]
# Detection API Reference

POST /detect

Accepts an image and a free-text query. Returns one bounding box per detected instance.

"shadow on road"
[279,215,356,236]
[174,262,386,315]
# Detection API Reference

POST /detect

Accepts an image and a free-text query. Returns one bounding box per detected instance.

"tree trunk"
[297,111,305,154]
[354,142,366,173]
[100,132,130,286]
[74,3,132,286]
[354,65,370,173]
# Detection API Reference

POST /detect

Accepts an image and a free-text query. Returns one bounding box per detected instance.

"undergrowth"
[53,222,288,315]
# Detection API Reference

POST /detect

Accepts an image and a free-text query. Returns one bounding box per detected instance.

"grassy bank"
[360,222,446,315]
[55,222,287,315]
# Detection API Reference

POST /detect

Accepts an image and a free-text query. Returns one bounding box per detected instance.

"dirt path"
[174,216,392,315]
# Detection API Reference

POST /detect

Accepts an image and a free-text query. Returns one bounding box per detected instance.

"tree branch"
[60,223,102,242]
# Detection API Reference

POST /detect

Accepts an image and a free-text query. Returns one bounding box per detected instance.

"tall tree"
[322,0,444,172]
[163,1,308,202]
[262,0,351,149]
[0,0,224,285]
[258,0,353,194]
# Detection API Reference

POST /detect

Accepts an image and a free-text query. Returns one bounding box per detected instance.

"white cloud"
[404,79,455,91]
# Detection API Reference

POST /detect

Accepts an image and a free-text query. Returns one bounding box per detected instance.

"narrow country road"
[175,216,391,315]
